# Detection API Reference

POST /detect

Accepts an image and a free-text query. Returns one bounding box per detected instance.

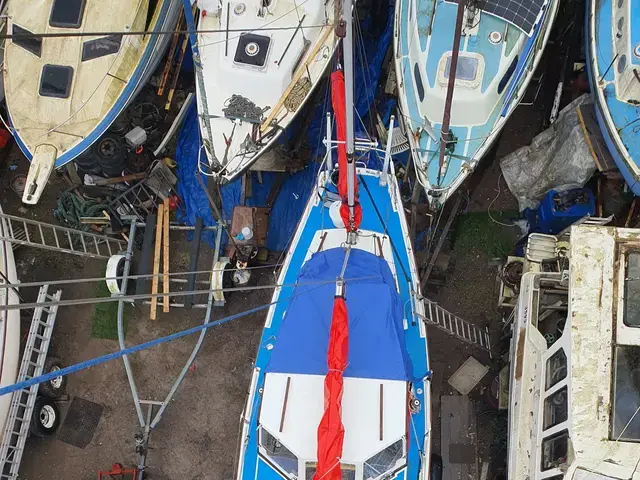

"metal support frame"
[380,115,395,187]
[115,220,222,479]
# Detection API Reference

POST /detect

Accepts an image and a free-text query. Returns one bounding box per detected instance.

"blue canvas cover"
[266,247,412,381]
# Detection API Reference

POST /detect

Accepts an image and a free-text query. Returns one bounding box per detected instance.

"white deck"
[260,373,407,463]
[195,0,336,182]
[508,225,640,479]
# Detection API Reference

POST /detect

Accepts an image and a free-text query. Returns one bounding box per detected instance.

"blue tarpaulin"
[266,247,412,381]
[175,2,394,251]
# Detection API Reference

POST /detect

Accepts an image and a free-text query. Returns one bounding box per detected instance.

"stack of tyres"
[73,132,126,178]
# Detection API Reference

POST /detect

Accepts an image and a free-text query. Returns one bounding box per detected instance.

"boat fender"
[106,254,127,294]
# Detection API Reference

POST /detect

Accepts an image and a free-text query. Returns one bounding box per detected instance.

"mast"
[437,0,466,186]
[343,0,356,238]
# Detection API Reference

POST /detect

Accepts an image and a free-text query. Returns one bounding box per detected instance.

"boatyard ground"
[1,0,587,478]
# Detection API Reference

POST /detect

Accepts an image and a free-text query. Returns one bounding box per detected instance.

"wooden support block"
[150,204,164,320]
[163,198,170,313]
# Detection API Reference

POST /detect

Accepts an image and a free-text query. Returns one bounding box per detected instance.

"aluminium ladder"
[0,212,125,259]
[0,286,62,479]
[417,298,492,355]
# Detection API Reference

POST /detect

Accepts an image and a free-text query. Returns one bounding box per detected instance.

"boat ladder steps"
[0,212,125,259]
[418,299,492,355]
[0,286,61,479]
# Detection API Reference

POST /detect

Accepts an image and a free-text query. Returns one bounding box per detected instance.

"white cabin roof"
[259,372,407,463]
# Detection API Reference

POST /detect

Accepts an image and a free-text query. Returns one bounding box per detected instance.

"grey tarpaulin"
[500,95,597,211]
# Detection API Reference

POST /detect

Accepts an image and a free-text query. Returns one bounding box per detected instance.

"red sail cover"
[314,296,349,480]
[330,70,362,231]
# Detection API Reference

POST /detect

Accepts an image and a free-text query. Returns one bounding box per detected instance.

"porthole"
[618,0,624,8]
[618,54,627,73]
[618,16,624,31]
[413,63,425,102]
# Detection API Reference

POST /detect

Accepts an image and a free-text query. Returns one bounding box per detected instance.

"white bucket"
[329,201,345,228]
[241,226,254,240]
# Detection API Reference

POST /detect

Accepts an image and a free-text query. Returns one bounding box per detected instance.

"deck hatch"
[39,65,74,99]
[82,35,123,62]
[49,0,86,28]
[444,56,479,82]
[12,25,42,57]
[234,33,271,67]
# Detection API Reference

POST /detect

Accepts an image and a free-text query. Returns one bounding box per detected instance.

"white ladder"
[417,299,492,355]
[0,212,125,259]
[0,286,61,479]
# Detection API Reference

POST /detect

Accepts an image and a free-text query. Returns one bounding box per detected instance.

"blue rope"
[0,296,280,398]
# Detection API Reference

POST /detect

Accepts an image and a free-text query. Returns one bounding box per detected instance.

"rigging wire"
[0,279,333,398]
[1,25,330,40]
[0,275,379,311]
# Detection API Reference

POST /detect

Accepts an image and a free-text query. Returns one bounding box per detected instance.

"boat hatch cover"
[12,24,42,57]
[39,65,74,99]
[234,33,271,68]
[49,0,86,29]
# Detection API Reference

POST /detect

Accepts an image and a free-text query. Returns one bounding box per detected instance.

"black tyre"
[30,396,60,437]
[93,133,125,176]
[38,357,67,398]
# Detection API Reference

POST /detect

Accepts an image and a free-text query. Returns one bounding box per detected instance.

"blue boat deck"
[238,170,430,479]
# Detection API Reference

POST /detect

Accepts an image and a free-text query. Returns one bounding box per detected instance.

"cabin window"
[82,35,123,62]
[305,463,356,480]
[49,0,86,28]
[498,56,519,94]
[444,55,479,82]
[12,25,42,57]
[363,439,405,479]
[541,430,569,471]
[611,345,640,441]
[624,253,640,327]
[259,427,298,477]
[39,65,73,99]
[413,63,425,102]
[543,386,568,430]
[545,349,567,390]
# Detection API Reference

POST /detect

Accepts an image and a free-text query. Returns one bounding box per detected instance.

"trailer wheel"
[30,396,60,437]
[38,358,67,398]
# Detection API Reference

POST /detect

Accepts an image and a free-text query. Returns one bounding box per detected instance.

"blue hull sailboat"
[234,2,433,479]
[586,0,640,194]
[394,0,559,205]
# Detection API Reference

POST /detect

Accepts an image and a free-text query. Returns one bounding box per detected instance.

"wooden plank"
[279,377,292,432]
[260,26,333,133]
[441,395,478,480]
[157,10,185,96]
[626,197,639,227]
[577,103,616,172]
[164,3,196,111]
[150,204,164,320]
[162,198,170,313]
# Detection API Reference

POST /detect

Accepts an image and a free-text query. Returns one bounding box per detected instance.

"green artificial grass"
[91,280,130,340]
[453,211,518,258]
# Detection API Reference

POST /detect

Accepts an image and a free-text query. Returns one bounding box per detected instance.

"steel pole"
[343,0,356,230]
[117,223,146,427]
[437,0,466,186]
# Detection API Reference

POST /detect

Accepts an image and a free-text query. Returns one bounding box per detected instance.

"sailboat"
[234,2,432,479]
[187,0,337,184]
[3,0,183,204]
[394,0,559,205]
[586,0,640,194]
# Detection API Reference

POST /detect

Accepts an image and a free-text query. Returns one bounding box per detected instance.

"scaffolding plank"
[150,205,164,321]
[162,199,170,313]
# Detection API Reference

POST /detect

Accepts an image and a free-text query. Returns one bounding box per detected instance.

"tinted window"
[624,253,640,326]
[12,24,42,57]
[546,349,567,390]
[414,63,424,102]
[50,0,86,28]
[612,345,640,440]
[543,386,568,430]
[541,430,568,471]
[498,55,519,94]
[39,65,73,99]
[260,428,297,477]
[82,35,122,61]
[364,439,404,479]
